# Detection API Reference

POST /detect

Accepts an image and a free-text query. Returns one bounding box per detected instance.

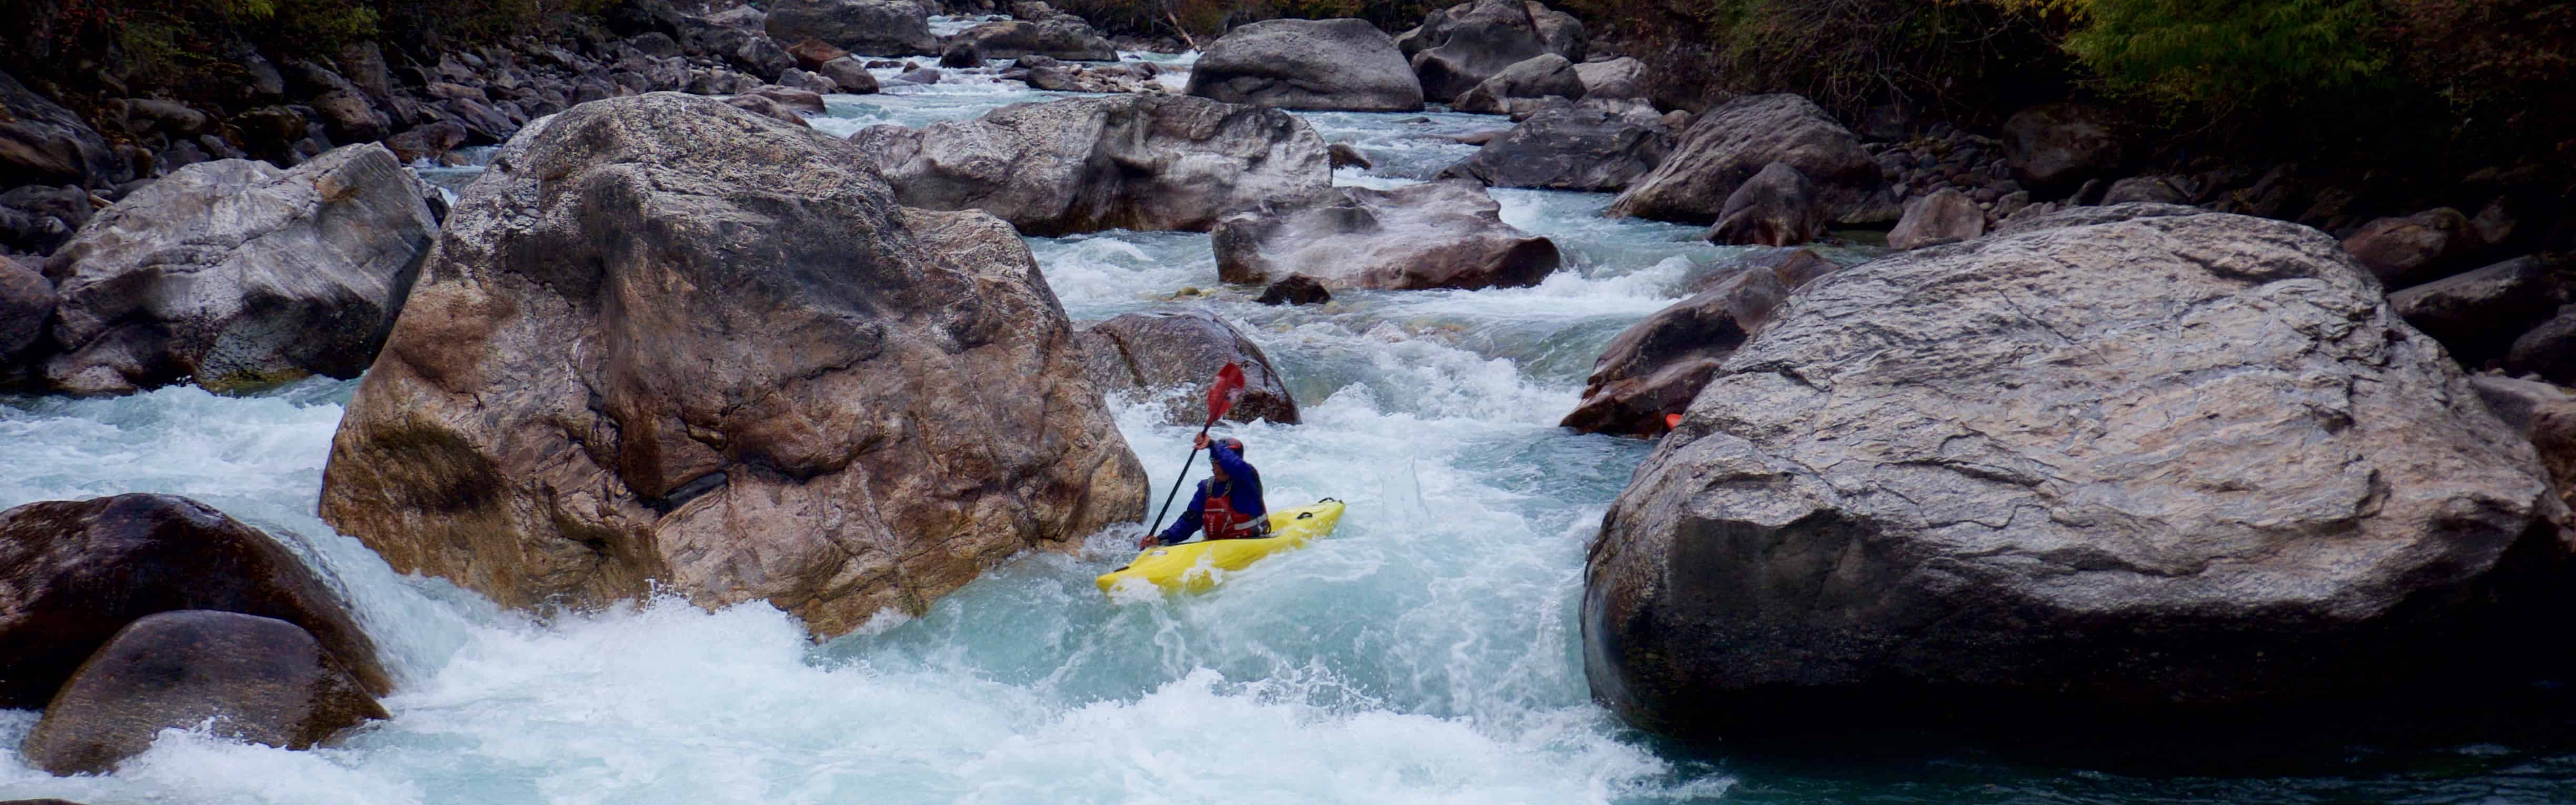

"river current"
[5,51,2573,805]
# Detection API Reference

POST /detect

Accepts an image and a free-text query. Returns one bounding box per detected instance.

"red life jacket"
[1201,482,1265,540]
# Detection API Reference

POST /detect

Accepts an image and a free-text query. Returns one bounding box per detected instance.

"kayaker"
[1141,434,1267,548]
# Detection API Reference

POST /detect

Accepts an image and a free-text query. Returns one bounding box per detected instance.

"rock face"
[1,69,124,190]
[1185,19,1425,113]
[1213,179,1559,291]
[1398,0,1584,103]
[2343,208,2473,289]
[1451,53,1585,115]
[854,94,1331,237]
[950,18,1116,62]
[2388,255,2568,367]
[1439,102,1672,192]
[1707,162,1823,247]
[319,94,1147,638]
[20,611,388,776]
[1079,310,1300,426]
[1887,187,1986,250]
[1562,267,1785,436]
[0,494,392,710]
[38,145,436,396]
[764,0,939,56]
[1607,94,1880,226]
[1584,208,2570,744]
[2003,103,2124,196]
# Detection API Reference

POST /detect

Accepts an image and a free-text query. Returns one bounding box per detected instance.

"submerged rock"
[1256,274,1333,306]
[21,611,388,776]
[39,144,436,395]
[854,94,1330,236]
[0,494,392,710]
[1562,267,1785,436]
[319,94,1147,638]
[1439,101,1672,193]
[764,0,939,56]
[1212,179,1559,291]
[1585,207,2569,747]
[1607,94,1880,226]
[1185,18,1424,113]
[1080,310,1300,425]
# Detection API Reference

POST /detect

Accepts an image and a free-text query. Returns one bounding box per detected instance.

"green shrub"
[2054,0,2387,116]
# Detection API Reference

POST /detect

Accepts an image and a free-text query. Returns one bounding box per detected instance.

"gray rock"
[1706,162,1823,247]
[1451,53,1584,115]
[0,494,392,710]
[747,86,828,114]
[778,68,839,95]
[949,18,1116,61]
[1080,310,1300,425]
[2344,208,2474,290]
[1327,143,1372,169]
[2388,255,2569,366]
[1571,56,1645,100]
[1212,179,1558,290]
[21,611,388,775]
[1439,102,1669,192]
[1186,18,1425,112]
[2470,374,2574,433]
[1397,0,1584,102]
[764,0,939,56]
[2100,175,2187,205]
[0,69,124,189]
[1608,94,1880,226]
[1991,200,2199,238]
[2505,306,2576,385]
[1,255,54,360]
[2002,103,2124,195]
[854,94,1330,236]
[893,67,941,85]
[1256,274,1332,305]
[383,121,468,164]
[817,57,882,93]
[723,93,813,126]
[1585,208,2567,744]
[40,144,436,395]
[940,40,984,69]
[1886,187,1985,250]
[1740,246,1840,290]
[0,184,93,256]
[1561,267,1785,436]
[318,93,1147,639]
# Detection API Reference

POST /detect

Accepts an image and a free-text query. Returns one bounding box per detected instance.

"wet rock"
[1213,179,1558,290]
[2388,255,2569,367]
[787,37,852,72]
[1706,162,1823,247]
[2002,103,2124,196]
[1886,187,1985,250]
[1079,310,1300,425]
[817,57,882,93]
[1571,56,1645,100]
[1439,102,1670,192]
[0,69,124,189]
[318,94,1146,638]
[1327,143,1372,169]
[0,255,53,360]
[2343,208,2474,289]
[40,144,435,396]
[949,18,1116,62]
[1185,18,1424,112]
[1451,53,1584,115]
[20,611,388,776]
[1397,0,1584,103]
[1608,94,1880,226]
[1255,274,1332,305]
[1562,267,1785,436]
[765,0,939,56]
[1585,208,2568,746]
[854,94,1329,236]
[0,494,392,710]
[894,67,942,85]
[940,40,984,69]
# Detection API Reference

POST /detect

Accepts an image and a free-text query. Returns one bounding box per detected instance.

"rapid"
[5,52,2571,805]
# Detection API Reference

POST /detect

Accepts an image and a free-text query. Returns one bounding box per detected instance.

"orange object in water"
[1665,414,1683,430]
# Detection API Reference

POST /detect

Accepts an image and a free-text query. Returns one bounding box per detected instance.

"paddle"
[1140,363,1246,549]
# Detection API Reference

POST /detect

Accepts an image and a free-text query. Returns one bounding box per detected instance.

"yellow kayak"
[1096,499,1346,596]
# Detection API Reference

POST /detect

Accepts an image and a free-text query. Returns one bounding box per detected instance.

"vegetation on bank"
[0,0,616,95]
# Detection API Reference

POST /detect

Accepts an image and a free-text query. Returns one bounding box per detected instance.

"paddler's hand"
[1192,432,1211,451]
[1138,535,1160,550]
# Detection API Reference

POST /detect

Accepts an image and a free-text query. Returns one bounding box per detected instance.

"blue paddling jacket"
[1159,440,1266,543]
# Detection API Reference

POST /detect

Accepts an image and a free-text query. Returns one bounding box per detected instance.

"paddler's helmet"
[1220,437,1245,456]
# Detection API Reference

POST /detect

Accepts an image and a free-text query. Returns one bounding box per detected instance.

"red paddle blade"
[1206,363,1246,424]
[1665,414,1683,430]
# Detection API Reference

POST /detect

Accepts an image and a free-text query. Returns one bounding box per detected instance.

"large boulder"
[817,57,883,93]
[1,70,124,190]
[1561,267,1785,436]
[38,144,436,396]
[1886,187,1986,250]
[1212,179,1559,291]
[1584,208,2570,746]
[0,255,52,361]
[2505,306,2576,385]
[21,611,387,776]
[318,94,1148,639]
[0,494,392,710]
[1079,310,1300,426]
[1571,56,1645,100]
[1706,162,1823,247]
[1451,53,1585,115]
[1397,0,1584,103]
[764,0,939,56]
[1184,19,1425,113]
[2343,208,2476,289]
[950,18,1116,62]
[853,94,1331,237]
[1606,94,1880,226]
[2387,255,2569,367]
[1438,102,1672,192]
[2002,103,2125,196]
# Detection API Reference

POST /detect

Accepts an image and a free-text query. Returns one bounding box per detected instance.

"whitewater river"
[6,55,2574,805]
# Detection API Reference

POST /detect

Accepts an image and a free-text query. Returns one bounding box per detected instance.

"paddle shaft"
[1143,418,1218,542]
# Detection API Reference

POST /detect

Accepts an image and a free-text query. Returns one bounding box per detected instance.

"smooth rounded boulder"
[319,94,1148,639]
[1607,94,1882,226]
[38,144,436,396]
[21,611,388,776]
[1585,206,2571,746]
[764,0,939,56]
[1398,0,1585,103]
[1079,310,1300,426]
[853,94,1331,237]
[1212,179,1560,291]
[0,494,392,710]
[1185,19,1425,112]
[1439,101,1673,192]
